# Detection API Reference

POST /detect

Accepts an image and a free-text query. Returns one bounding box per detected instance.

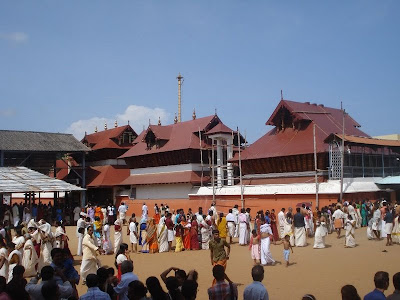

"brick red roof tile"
[82,125,137,150]
[86,165,130,187]
[120,115,222,158]
[237,100,369,161]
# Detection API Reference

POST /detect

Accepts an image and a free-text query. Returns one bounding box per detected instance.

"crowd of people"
[0,197,399,299]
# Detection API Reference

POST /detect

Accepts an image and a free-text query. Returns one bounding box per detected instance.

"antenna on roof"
[281,90,283,100]
[177,73,184,123]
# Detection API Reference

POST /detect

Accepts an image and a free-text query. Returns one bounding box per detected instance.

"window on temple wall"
[129,187,136,199]
[122,131,134,144]
[145,131,156,150]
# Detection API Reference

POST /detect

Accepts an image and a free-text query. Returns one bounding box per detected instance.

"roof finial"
[174,113,178,124]
[281,89,283,100]
[158,116,161,126]
[214,108,217,116]
[128,120,130,125]
[114,120,118,128]
[94,126,98,133]
[149,119,151,126]
[192,108,196,120]
[84,131,87,136]
[104,122,107,130]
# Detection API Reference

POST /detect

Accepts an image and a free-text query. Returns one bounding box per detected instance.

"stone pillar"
[227,136,233,186]
[216,139,223,187]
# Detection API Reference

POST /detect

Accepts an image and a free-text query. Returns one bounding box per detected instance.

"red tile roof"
[120,171,209,185]
[237,100,369,160]
[86,165,130,187]
[82,125,137,150]
[120,115,222,159]
[206,123,234,135]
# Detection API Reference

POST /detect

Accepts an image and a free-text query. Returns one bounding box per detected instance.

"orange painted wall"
[115,191,385,217]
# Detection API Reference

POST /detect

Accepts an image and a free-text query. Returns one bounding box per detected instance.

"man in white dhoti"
[238,209,248,245]
[226,209,235,244]
[119,202,128,225]
[260,223,275,265]
[232,205,239,238]
[73,206,81,225]
[209,202,218,226]
[129,217,138,253]
[313,212,327,249]
[80,225,103,283]
[347,202,357,228]
[12,204,20,227]
[345,215,356,248]
[293,208,307,247]
[278,208,286,239]
[141,202,148,218]
[76,212,87,256]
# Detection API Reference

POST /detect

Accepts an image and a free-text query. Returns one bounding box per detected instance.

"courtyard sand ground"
[64,226,399,299]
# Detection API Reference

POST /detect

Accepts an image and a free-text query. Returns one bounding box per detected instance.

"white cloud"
[66,105,170,139]
[0,32,28,43]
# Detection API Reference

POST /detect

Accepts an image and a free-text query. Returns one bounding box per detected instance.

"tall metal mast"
[177,73,183,123]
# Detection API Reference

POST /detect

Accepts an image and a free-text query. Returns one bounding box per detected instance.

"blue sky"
[1,1,399,143]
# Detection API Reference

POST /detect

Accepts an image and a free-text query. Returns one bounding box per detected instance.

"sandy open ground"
[64,226,399,299]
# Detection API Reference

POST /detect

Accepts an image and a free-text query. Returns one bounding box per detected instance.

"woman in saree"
[345,214,356,248]
[93,216,103,246]
[22,233,38,277]
[283,212,295,246]
[182,215,191,250]
[190,215,200,250]
[270,209,279,241]
[115,243,131,280]
[140,219,149,253]
[38,222,53,270]
[114,219,123,254]
[157,217,169,253]
[146,218,159,254]
[392,212,400,244]
[313,211,328,249]
[217,213,228,242]
[361,200,368,227]
[200,217,211,250]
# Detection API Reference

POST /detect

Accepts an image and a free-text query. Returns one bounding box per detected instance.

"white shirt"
[332,209,344,220]
[142,204,148,217]
[129,222,137,235]
[118,205,127,214]
[348,205,356,216]
[73,207,81,221]
[278,211,285,227]
[226,213,235,222]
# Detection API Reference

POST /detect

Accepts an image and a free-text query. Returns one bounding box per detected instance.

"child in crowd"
[249,229,261,265]
[275,235,293,267]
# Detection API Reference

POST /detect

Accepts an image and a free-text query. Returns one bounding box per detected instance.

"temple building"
[60,122,137,205]
[117,113,241,210]
[190,100,400,211]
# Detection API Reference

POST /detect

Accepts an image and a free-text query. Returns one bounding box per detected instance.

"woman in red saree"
[146,219,159,254]
[270,209,280,241]
[182,215,191,250]
[190,215,200,250]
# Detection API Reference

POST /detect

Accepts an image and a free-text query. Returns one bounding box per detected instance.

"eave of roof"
[120,171,209,185]
[0,130,90,152]
[325,134,400,147]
